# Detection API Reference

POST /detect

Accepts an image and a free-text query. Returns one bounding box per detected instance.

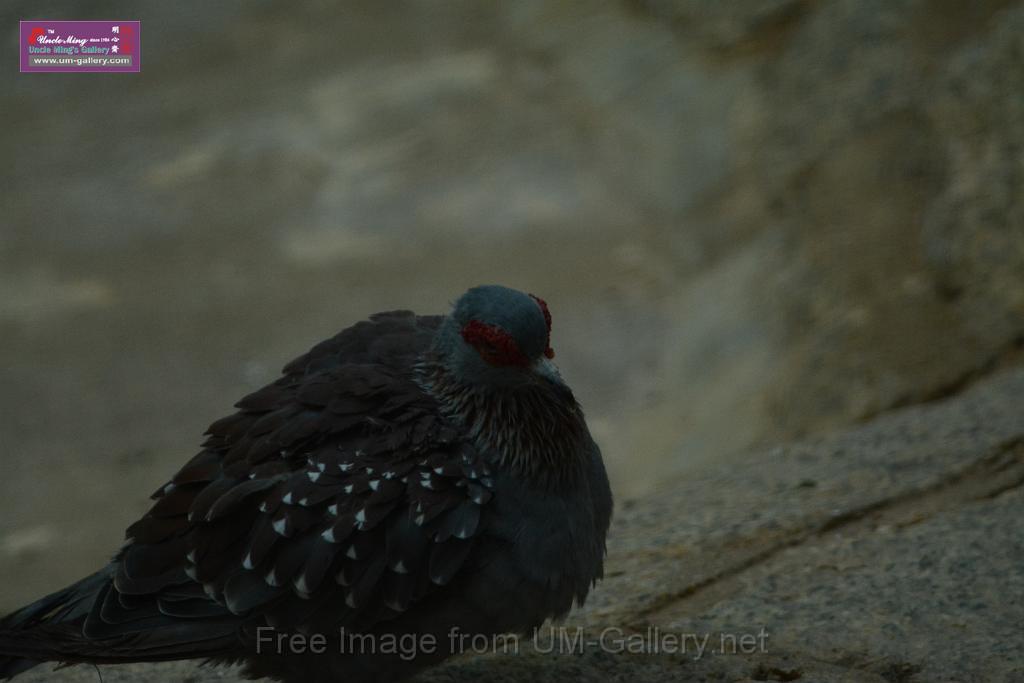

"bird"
[0,284,613,683]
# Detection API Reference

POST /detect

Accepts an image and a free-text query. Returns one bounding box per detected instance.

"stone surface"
[667,487,1024,682]
[924,5,1024,348]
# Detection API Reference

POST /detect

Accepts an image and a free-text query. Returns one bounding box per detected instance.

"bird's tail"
[0,569,110,679]
[0,566,241,679]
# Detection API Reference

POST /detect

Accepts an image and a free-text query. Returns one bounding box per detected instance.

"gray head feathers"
[432,285,555,388]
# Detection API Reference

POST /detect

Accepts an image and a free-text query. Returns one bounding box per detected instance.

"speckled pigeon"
[0,285,613,682]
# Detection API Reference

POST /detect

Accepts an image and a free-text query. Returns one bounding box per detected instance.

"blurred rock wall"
[538,0,1024,459]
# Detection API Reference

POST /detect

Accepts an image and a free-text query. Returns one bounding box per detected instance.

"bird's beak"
[532,357,565,386]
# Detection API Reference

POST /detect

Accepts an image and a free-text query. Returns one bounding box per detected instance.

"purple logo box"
[20,20,140,73]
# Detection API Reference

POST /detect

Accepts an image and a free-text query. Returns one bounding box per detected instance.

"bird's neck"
[416,354,591,489]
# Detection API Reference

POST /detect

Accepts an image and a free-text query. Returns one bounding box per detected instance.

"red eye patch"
[460,320,529,367]
[528,294,555,359]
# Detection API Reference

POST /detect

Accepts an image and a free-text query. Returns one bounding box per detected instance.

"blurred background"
[2,0,1022,614]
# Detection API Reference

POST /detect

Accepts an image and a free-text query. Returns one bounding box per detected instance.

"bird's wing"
[88,311,493,643]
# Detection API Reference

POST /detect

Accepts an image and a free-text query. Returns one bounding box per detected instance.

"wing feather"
[102,311,492,650]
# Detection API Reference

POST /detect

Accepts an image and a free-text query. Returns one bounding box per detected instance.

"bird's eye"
[460,320,529,367]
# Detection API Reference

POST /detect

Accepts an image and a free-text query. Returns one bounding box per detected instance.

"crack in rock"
[635,436,1024,622]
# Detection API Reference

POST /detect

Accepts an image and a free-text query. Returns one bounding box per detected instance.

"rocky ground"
[3,0,1023,681]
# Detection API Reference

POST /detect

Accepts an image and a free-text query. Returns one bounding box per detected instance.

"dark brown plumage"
[0,285,612,683]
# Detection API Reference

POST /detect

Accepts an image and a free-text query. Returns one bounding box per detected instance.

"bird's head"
[434,285,566,392]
